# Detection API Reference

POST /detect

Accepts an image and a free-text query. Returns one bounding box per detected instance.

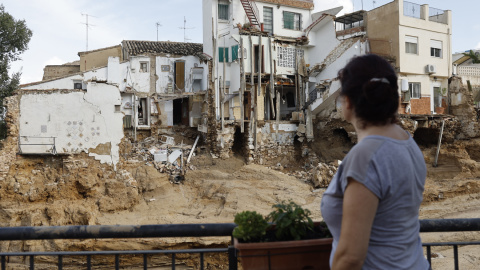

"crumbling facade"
[203,0,317,163]
[18,41,209,168]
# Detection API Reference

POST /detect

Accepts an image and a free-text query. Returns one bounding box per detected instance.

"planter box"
[234,237,332,270]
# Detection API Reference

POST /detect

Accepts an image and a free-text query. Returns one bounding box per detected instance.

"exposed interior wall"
[19,83,124,168]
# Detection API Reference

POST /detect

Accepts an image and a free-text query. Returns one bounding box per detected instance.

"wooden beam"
[240,37,245,133]
[269,37,275,119]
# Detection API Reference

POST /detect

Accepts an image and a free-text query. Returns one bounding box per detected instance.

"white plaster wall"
[19,82,124,168]
[307,17,340,66]
[165,101,174,126]
[129,56,151,93]
[314,39,366,82]
[398,1,452,79]
[22,74,84,90]
[155,55,208,94]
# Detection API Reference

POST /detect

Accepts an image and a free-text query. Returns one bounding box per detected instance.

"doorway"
[175,61,185,91]
[173,98,189,126]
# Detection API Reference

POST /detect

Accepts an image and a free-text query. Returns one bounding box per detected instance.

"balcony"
[0,219,478,269]
[404,1,448,24]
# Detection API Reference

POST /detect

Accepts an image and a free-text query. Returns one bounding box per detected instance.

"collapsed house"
[18,41,209,168]
[11,0,454,169]
[202,0,452,162]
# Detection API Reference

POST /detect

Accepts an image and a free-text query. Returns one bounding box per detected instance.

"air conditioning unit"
[426,64,436,74]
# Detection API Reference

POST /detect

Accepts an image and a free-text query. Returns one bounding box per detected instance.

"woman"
[321,54,430,270]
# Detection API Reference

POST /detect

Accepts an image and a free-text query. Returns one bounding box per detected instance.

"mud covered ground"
[1,111,480,269]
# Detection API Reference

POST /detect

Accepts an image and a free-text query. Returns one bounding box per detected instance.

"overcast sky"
[3,0,477,84]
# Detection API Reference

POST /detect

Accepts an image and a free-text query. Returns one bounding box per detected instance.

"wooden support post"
[249,35,255,150]
[276,91,280,138]
[240,37,245,133]
[269,37,275,119]
[255,35,263,151]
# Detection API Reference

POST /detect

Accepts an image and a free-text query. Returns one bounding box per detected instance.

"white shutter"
[430,40,442,49]
[405,36,418,44]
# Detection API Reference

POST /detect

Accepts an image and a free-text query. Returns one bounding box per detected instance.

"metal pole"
[433,119,445,167]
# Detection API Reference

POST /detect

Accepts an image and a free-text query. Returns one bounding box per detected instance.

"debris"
[168,150,182,164]
[187,135,200,164]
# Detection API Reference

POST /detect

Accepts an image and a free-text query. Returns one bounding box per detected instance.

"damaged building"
[18,41,209,168]
[11,0,456,170]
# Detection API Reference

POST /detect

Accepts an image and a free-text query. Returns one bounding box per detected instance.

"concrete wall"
[19,82,124,168]
[365,1,400,62]
[79,45,122,71]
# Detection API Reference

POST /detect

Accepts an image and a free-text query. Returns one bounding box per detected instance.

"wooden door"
[175,61,185,91]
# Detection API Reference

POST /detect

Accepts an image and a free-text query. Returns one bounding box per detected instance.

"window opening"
[409,82,421,99]
[218,3,229,20]
[140,62,149,73]
[264,7,273,35]
[283,11,301,30]
[430,40,442,58]
[405,36,418,54]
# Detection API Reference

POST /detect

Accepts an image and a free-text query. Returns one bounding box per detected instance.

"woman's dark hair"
[338,54,399,127]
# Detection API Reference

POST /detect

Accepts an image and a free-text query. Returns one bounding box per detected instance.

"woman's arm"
[332,178,379,270]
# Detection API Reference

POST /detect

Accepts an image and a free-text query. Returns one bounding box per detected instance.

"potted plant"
[233,201,332,270]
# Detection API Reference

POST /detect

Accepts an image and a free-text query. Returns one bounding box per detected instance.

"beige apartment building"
[366,0,452,115]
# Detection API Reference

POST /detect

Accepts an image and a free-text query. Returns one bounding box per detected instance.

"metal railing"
[18,136,57,155]
[0,219,478,269]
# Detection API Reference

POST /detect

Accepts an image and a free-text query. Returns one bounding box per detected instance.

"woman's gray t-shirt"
[321,135,430,269]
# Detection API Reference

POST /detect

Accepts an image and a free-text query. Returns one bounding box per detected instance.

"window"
[409,82,421,99]
[219,47,229,62]
[140,62,148,72]
[405,36,418,54]
[73,80,83,89]
[218,3,229,20]
[264,7,273,35]
[283,11,301,30]
[231,45,239,61]
[431,40,442,58]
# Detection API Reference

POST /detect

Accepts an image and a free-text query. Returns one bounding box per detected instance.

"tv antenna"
[156,22,162,41]
[81,13,97,52]
[179,16,194,43]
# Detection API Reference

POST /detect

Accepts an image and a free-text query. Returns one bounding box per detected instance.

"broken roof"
[122,40,203,57]
[335,10,366,25]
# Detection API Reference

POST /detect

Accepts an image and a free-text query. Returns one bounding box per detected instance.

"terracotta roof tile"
[122,40,203,57]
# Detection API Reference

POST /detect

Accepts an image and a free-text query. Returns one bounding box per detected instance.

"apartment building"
[366,0,452,115]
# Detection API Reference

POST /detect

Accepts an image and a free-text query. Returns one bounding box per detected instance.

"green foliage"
[0,4,32,104]
[267,201,314,241]
[463,50,480,64]
[232,211,269,242]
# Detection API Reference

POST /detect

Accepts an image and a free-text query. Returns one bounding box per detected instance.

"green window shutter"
[219,47,229,62]
[232,45,239,61]
[219,47,224,62]
[284,11,294,29]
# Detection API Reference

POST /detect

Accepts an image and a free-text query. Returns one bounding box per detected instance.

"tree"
[0,4,32,104]
[463,50,480,64]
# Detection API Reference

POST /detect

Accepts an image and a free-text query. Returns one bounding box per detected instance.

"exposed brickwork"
[410,97,431,115]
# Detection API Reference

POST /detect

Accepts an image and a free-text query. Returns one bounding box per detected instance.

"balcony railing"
[0,219,478,269]
[404,1,421,19]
